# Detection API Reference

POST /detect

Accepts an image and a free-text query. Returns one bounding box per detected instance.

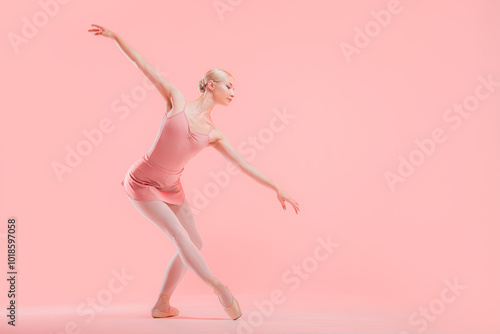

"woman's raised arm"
[88,24,182,103]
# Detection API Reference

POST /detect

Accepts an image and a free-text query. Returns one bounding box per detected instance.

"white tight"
[127,197,232,305]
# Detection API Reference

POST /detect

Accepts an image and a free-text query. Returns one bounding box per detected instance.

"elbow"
[134,56,147,69]
[237,160,249,172]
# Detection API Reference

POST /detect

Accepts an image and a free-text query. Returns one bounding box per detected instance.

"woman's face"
[210,76,235,105]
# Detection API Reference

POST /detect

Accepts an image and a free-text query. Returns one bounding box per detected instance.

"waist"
[142,153,184,174]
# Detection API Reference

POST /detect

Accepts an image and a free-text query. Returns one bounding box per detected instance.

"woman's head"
[198,68,235,105]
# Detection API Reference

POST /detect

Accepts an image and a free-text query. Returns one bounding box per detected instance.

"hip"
[126,153,184,186]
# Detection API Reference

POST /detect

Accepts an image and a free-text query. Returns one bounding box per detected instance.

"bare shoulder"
[206,125,247,168]
[165,90,186,117]
[207,125,227,148]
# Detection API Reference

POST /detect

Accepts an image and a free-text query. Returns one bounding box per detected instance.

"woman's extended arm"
[210,128,300,214]
[113,33,145,65]
[88,24,182,104]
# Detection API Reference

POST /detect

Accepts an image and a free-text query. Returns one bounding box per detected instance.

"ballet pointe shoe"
[151,294,179,318]
[207,277,242,320]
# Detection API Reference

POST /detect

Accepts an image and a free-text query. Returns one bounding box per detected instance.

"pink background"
[1,0,499,333]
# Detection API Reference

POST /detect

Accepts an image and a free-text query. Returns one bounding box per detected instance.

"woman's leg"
[149,200,203,313]
[127,197,234,306]
[159,200,203,297]
[128,197,213,281]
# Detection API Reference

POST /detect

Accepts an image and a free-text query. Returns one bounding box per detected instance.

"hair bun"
[198,68,233,94]
[198,79,207,92]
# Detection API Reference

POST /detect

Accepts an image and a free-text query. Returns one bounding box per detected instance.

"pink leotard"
[120,102,214,205]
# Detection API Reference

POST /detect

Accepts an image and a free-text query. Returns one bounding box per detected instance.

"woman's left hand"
[276,185,300,215]
[88,24,116,39]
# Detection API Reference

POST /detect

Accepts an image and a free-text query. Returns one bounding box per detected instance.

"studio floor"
[8,293,461,334]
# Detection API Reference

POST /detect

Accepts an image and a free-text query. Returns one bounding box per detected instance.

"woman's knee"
[170,229,203,250]
[165,226,192,245]
[174,202,203,248]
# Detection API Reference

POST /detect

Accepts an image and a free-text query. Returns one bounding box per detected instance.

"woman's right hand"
[88,24,115,39]
[276,185,300,215]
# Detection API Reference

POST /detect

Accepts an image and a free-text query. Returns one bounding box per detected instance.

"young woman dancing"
[88,24,300,320]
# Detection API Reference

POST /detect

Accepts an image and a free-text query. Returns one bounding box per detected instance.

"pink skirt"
[121,153,185,205]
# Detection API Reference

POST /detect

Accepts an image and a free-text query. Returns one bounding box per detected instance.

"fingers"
[88,24,104,35]
[278,192,300,214]
[88,28,102,36]
[281,199,300,215]
[286,199,300,215]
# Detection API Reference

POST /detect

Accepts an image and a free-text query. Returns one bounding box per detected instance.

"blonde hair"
[198,68,233,93]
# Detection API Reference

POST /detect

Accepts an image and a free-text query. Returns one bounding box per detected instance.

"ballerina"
[88,23,300,320]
